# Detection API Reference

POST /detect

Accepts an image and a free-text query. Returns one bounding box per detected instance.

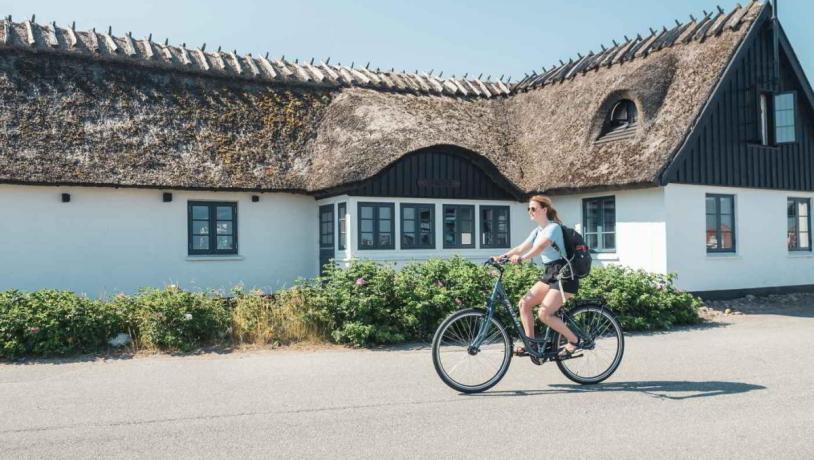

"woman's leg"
[517,282,549,344]
[537,289,578,347]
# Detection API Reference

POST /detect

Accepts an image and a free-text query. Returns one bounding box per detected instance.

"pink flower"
[355,277,367,286]
[29,327,40,334]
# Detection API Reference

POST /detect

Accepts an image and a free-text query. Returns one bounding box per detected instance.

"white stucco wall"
[0,185,318,297]
[552,187,668,274]
[664,183,814,292]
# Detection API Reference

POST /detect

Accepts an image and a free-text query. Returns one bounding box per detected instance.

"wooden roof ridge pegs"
[123,31,137,56]
[257,53,277,79]
[103,26,119,53]
[23,17,35,46]
[179,42,191,65]
[717,5,725,14]
[88,27,100,53]
[64,21,77,48]
[2,15,11,46]
[245,53,260,76]
[227,49,243,74]
[45,21,59,47]
[195,43,210,71]
[142,34,154,59]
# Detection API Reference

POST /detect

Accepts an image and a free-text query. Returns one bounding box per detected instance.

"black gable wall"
[314,146,523,200]
[663,19,814,191]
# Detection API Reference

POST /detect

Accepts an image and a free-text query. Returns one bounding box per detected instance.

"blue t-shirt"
[524,223,566,264]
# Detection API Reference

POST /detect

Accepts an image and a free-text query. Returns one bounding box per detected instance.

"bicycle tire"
[432,308,512,393]
[555,303,624,385]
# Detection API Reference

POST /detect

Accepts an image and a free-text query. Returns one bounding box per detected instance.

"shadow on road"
[474,380,766,400]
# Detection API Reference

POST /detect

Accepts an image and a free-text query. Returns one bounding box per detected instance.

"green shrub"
[0,290,125,358]
[127,286,230,352]
[311,260,404,346]
[575,265,703,331]
[394,256,492,340]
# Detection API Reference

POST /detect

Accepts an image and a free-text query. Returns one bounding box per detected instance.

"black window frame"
[705,194,736,254]
[774,91,797,144]
[480,205,511,249]
[400,203,436,250]
[582,196,616,253]
[443,204,476,249]
[319,204,334,249]
[188,201,238,256]
[337,202,347,250]
[357,202,395,250]
[787,197,811,252]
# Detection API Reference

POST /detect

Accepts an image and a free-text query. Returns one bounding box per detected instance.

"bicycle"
[431,256,624,393]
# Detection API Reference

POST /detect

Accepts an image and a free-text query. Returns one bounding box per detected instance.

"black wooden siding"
[665,21,814,191]
[318,146,522,200]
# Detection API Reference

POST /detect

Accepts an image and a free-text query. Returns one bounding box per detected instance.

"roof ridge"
[512,1,766,93]
[0,14,510,98]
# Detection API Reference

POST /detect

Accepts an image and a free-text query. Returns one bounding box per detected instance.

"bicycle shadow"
[471,380,766,400]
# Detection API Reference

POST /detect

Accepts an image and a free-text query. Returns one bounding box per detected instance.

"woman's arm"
[498,240,532,259]
[510,237,552,264]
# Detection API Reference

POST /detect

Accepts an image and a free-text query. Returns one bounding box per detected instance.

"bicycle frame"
[470,262,589,361]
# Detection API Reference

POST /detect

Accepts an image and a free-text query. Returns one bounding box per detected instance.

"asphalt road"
[1,311,812,459]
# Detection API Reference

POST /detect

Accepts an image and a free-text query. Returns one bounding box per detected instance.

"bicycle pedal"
[555,353,584,361]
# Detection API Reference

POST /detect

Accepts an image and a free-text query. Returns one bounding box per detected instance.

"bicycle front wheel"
[432,308,512,393]
[556,304,624,385]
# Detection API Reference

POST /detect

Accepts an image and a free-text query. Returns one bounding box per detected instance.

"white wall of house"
[316,196,530,268]
[552,187,668,274]
[0,185,317,297]
[664,183,814,292]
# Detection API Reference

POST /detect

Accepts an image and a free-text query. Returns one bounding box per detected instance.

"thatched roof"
[0,2,767,195]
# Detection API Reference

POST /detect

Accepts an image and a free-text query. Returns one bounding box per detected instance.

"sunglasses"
[527,206,541,212]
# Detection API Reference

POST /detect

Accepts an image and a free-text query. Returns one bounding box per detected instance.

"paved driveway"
[1,311,812,459]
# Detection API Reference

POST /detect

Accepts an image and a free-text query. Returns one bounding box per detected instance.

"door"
[318,204,335,275]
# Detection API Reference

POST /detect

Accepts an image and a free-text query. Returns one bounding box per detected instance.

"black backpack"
[552,225,592,279]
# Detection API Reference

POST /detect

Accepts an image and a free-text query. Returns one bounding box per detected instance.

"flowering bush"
[121,286,231,352]
[575,265,703,330]
[0,290,124,358]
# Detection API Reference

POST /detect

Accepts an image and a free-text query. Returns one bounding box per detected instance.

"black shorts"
[540,260,579,294]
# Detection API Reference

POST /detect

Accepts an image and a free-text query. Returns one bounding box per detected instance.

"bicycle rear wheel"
[555,304,624,384]
[432,308,512,393]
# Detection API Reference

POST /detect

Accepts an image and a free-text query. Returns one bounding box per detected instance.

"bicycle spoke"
[435,312,510,391]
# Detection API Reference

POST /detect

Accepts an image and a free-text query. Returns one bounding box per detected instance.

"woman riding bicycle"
[496,195,582,358]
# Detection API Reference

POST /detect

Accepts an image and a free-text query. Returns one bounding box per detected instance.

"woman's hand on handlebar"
[509,255,522,264]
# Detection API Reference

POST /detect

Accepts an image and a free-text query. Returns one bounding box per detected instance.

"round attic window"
[609,99,638,128]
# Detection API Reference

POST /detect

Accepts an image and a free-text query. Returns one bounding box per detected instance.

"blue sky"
[4,0,812,83]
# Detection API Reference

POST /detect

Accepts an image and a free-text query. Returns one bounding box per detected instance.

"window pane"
[404,220,415,233]
[419,209,432,222]
[799,201,809,217]
[719,197,732,215]
[483,221,492,234]
[217,206,233,220]
[361,206,373,219]
[482,209,493,221]
[193,236,209,250]
[775,93,794,111]
[403,207,415,220]
[460,208,473,220]
[360,233,374,248]
[603,201,615,232]
[721,214,734,234]
[800,216,809,233]
[379,207,391,219]
[603,233,615,250]
[192,206,209,220]
[420,233,432,246]
[705,196,717,215]
[496,234,508,247]
[706,215,717,234]
[497,222,507,232]
[788,231,798,250]
[193,221,209,235]
[801,232,810,249]
[461,232,472,246]
[587,234,598,249]
[777,127,795,143]
[380,220,391,233]
[721,231,733,249]
[586,201,599,231]
[789,201,797,218]
[788,216,797,233]
[217,222,233,235]
[379,233,392,247]
[217,236,234,250]
[402,234,415,247]
[361,220,373,233]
